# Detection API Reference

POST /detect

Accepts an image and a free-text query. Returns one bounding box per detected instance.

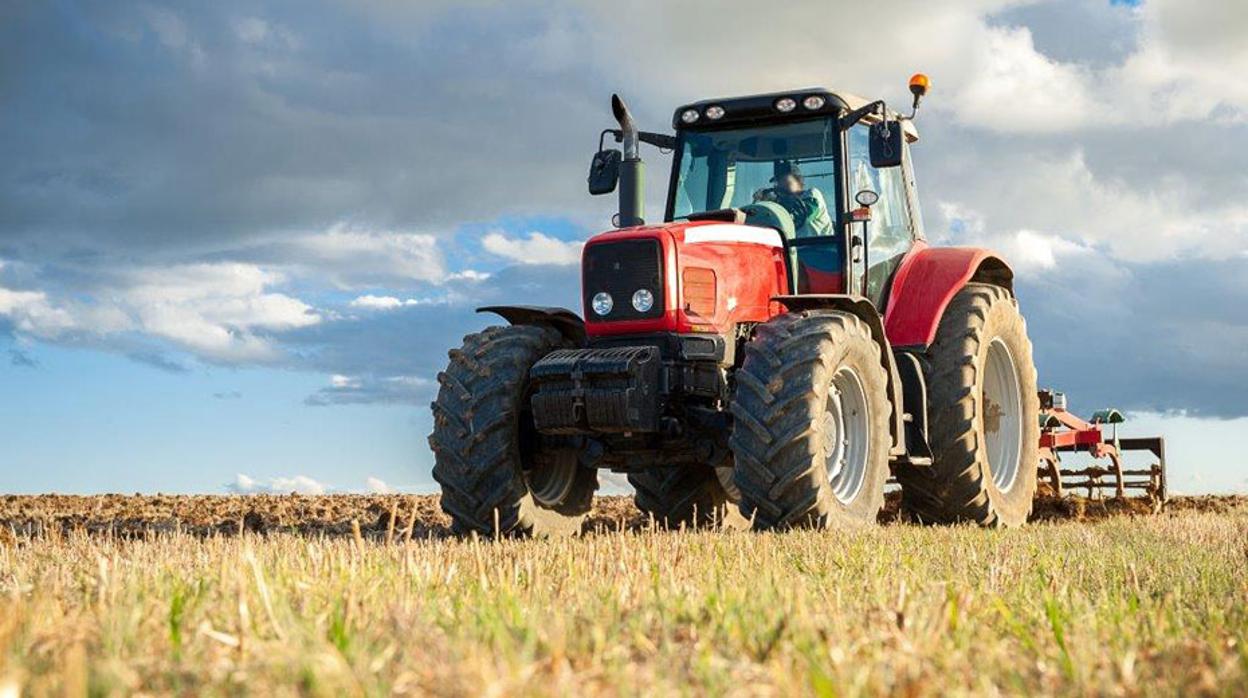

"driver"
[753,161,833,237]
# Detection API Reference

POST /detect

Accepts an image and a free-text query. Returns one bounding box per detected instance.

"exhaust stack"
[611,94,644,227]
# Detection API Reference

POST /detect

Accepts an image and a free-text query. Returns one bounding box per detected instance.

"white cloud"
[0,263,319,363]
[365,476,393,494]
[934,150,1248,265]
[288,225,447,288]
[227,473,328,495]
[307,373,434,406]
[1111,0,1248,125]
[348,294,446,310]
[1005,230,1093,273]
[952,25,1102,133]
[482,231,582,266]
[445,269,490,282]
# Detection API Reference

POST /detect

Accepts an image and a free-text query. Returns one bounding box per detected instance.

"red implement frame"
[1037,389,1167,501]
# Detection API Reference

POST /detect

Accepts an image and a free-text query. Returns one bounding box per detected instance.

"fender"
[882,243,1014,349]
[773,294,906,456]
[477,306,586,345]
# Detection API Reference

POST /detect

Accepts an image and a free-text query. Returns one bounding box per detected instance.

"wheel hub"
[825,367,870,504]
[983,338,1023,492]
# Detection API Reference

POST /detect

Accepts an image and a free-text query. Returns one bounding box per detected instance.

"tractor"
[430,75,1042,534]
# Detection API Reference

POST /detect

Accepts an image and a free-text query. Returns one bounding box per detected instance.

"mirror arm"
[839,100,886,130]
[602,129,677,152]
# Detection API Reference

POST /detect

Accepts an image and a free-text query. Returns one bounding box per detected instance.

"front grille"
[582,239,664,321]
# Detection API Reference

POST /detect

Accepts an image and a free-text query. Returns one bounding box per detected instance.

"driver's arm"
[805,188,834,236]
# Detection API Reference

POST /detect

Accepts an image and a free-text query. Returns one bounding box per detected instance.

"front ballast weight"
[1036,389,1167,502]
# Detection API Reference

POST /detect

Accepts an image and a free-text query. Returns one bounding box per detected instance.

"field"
[1,495,1247,696]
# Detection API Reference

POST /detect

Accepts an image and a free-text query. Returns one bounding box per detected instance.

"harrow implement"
[1036,389,1167,502]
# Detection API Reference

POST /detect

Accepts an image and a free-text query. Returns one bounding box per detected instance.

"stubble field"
[1,494,1246,696]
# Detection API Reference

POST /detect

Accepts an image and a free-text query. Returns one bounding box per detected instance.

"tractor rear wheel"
[897,283,1039,527]
[430,324,598,537]
[628,465,742,529]
[729,311,891,529]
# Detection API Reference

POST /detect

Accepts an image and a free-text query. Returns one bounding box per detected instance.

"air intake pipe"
[611,94,644,227]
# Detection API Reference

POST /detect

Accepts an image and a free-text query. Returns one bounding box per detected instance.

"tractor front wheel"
[897,283,1040,527]
[729,311,891,529]
[430,324,598,536]
[628,465,742,529]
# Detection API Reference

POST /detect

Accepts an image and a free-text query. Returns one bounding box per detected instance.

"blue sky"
[2,0,1246,495]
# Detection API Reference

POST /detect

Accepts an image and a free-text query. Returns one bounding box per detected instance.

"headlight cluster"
[679,104,726,124]
[776,94,827,112]
[591,289,655,316]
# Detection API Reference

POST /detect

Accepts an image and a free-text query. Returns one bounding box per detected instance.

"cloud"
[226,473,328,495]
[304,373,435,407]
[482,231,583,266]
[0,262,319,363]
[952,25,1102,133]
[348,294,445,310]
[279,225,446,289]
[213,390,243,400]
[8,348,38,368]
[365,476,393,494]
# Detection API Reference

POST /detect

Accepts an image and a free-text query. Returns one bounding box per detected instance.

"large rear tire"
[430,325,598,536]
[897,283,1039,527]
[729,311,891,529]
[628,465,742,529]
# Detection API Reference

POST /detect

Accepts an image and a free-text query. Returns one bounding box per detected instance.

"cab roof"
[672,87,919,142]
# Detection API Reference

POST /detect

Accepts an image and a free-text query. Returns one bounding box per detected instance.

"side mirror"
[588,149,621,195]
[868,121,903,169]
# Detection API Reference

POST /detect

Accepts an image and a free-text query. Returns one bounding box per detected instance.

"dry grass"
[1,497,1247,696]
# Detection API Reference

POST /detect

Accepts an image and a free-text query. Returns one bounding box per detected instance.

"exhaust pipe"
[611,94,644,227]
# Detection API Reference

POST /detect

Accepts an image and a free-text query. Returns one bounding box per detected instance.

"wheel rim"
[526,453,578,507]
[983,338,1023,492]
[825,366,870,504]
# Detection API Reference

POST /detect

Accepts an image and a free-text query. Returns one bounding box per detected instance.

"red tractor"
[431,76,1045,534]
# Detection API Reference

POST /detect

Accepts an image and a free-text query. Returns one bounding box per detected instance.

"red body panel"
[582,222,787,338]
[883,242,1011,347]
[583,223,1009,349]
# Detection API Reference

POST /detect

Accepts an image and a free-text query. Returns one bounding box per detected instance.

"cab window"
[847,124,914,303]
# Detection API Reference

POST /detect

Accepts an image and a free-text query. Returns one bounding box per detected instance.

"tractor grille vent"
[582,239,664,321]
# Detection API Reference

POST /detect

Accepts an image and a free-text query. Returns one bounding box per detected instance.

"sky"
[1,0,1246,495]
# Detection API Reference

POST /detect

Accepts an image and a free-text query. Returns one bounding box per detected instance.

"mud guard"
[477,306,587,345]
[883,245,1014,349]
[773,294,907,457]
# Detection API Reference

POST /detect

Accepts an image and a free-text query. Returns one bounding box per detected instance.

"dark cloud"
[1020,256,1248,418]
[8,348,38,368]
[0,1,616,262]
[285,263,581,403]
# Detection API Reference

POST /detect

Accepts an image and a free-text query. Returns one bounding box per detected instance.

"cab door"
[846,124,920,307]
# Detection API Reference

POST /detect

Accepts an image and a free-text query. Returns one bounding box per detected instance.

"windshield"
[669,117,839,238]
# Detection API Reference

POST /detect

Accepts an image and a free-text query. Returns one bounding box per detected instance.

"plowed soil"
[2,492,1243,541]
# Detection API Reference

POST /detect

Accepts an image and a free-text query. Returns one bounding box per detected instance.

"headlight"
[802,95,827,110]
[591,292,613,316]
[704,105,725,120]
[680,108,700,124]
[774,97,797,113]
[631,288,654,313]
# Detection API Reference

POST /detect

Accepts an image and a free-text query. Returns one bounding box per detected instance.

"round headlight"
[631,288,654,313]
[680,108,700,124]
[704,105,725,120]
[802,95,827,110]
[775,97,797,113]
[591,292,614,316]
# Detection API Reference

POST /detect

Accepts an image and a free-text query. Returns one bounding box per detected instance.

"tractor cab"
[590,85,927,307]
[670,90,923,306]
